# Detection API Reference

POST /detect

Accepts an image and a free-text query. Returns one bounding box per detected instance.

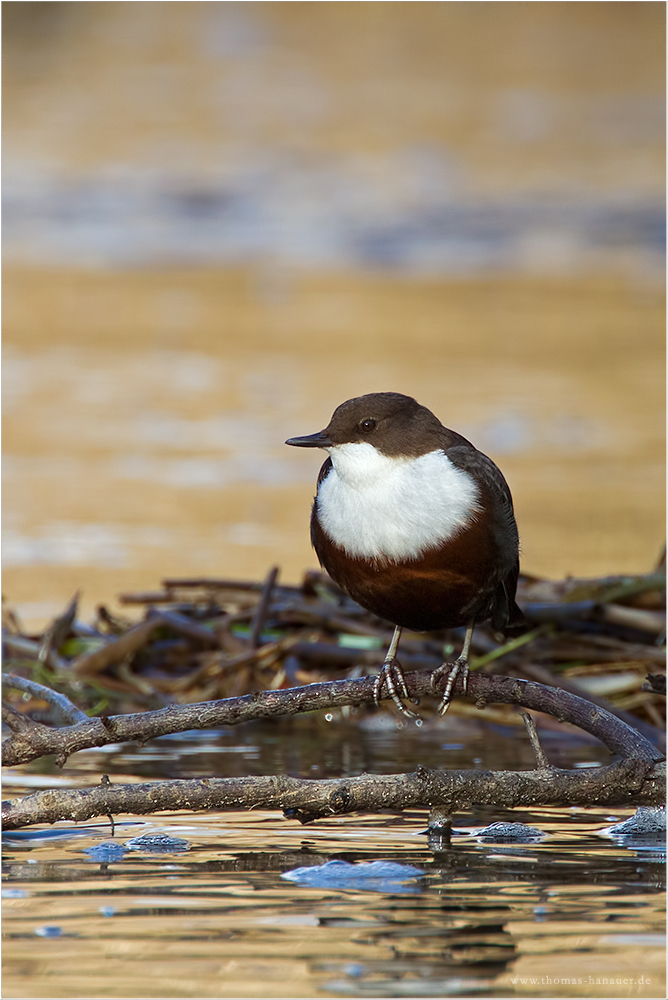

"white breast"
[316,442,481,563]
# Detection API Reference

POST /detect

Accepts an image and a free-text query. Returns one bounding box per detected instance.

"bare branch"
[167,636,297,694]
[515,660,662,743]
[2,758,663,831]
[2,669,662,769]
[248,566,279,648]
[146,609,220,647]
[3,674,88,725]
[39,591,80,665]
[520,711,551,770]
[160,576,269,592]
[2,634,69,672]
[2,701,39,734]
[71,618,162,676]
[644,673,666,696]
[599,604,665,635]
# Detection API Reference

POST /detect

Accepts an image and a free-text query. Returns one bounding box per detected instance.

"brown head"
[286,392,468,457]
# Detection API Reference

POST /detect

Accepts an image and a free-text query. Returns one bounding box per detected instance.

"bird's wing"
[447,445,516,516]
[447,444,525,630]
[447,444,519,562]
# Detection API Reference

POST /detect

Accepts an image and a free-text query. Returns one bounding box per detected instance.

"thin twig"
[2,634,69,672]
[277,602,388,637]
[522,601,598,624]
[290,640,440,670]
[71,618,162,676]
[248,566,279,649]
[520,711,551,769]
[594,573,666,605]
[515,661,663,744]
[116,591,176,605]
[599,604,666,635]
[3,674,88,724]
[643,673,666,696]
[146,609,220,646]
[39,591,80,664]
[167,636,297,693]
[469,626,548,669]
[161,577,287,593]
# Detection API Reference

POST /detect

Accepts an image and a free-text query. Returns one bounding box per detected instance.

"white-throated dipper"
[286,392,524,715]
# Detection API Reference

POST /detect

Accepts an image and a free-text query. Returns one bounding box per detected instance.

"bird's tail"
[491,568,527,636]
[501,598,527,637]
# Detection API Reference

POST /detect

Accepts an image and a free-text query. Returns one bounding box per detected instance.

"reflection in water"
[2,808,665,999]
[2,724,666,997]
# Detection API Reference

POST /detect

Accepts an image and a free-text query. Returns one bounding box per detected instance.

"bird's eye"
[360,418,376,432]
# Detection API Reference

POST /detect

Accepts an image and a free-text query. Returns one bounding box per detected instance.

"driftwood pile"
[2,565,665,831]
[3,566,665,726]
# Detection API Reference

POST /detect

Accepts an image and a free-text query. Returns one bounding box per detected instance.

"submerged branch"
[2,758,663,830]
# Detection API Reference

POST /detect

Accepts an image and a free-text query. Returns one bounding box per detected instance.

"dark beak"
[285,430,332,448]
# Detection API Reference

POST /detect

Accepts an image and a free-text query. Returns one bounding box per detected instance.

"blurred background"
[3,1,665,629]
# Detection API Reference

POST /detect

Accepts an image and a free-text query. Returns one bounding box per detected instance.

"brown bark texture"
[2,668,664,829]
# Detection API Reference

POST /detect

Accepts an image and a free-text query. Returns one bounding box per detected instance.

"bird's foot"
[373,657,419,718]
[431,656,470,716]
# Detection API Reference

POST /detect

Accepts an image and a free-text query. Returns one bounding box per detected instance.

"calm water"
[3,4,665,631]
[4,270,665,634]
[3,719,665,999]
[3,9,665,996]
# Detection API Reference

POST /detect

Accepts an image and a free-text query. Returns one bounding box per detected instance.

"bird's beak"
[285,430,333,448]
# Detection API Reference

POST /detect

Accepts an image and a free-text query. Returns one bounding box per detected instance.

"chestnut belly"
[314,523,503,632]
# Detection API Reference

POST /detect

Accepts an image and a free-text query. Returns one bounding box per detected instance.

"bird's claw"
[373,658,419,718]
[431,656,470,716]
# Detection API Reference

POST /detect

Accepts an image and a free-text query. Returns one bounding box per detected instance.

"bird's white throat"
[317,442,481,562]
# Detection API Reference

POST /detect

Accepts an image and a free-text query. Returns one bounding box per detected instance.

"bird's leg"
[373,626,418,718]
[431,622,475,716]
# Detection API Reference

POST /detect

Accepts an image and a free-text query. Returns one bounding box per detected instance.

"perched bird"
[286,392,524,715]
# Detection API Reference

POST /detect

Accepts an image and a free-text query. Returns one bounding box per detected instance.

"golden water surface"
[2,722,665,1000]
[3,266,664,628]
[3,3,665,627]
